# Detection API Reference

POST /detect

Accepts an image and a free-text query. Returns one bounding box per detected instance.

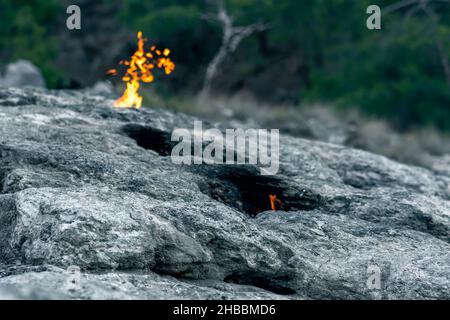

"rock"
[0,88,448,299]
[85,81,115,98]
[0,265,285,300]
[428,154,450,177]
[0,60,46,88]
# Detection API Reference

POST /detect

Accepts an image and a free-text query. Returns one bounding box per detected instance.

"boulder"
[0,88,448,299]
[0,60,46,89]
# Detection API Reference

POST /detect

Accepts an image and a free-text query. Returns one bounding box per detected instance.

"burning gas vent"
[196,166,322,217]
[108,31,175,109]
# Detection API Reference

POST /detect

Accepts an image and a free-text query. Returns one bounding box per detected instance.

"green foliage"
[1,0,450,130]
[0,0,63,87]
[305,3,450,130]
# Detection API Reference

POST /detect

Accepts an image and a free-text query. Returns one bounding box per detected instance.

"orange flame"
[106,69,118,76]
[269,194,282,211]
[109,31,175,109]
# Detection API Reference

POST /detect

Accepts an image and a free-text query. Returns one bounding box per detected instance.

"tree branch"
[200,0,268,98]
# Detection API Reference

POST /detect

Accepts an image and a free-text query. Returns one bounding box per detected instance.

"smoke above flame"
[108,31,175,109]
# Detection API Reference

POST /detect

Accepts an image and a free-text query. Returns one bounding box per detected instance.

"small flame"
[109,31,175,109]
[106,69,118,76]
[269,194,282,211]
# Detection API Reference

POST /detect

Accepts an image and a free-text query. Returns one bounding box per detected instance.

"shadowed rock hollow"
[0,88,448,300]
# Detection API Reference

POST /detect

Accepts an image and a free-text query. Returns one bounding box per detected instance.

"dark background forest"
[1,0,449,133]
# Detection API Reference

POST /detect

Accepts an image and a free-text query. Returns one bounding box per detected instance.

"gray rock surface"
[0,265,284,300]
[0,88,448,299]
[0,61,46,89]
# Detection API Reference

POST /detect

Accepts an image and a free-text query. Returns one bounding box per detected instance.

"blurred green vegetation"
[1,0,449,130]
[0,0,63,87]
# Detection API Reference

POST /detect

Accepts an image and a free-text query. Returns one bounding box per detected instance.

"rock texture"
[0,61,46,89]
[0,88,448,300]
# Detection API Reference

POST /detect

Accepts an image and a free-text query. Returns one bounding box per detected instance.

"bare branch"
[383,0,450,14]
[229,22,268,51]
[383,0,421,14]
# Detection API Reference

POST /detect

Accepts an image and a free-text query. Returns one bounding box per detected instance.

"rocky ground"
[0,88,448,300]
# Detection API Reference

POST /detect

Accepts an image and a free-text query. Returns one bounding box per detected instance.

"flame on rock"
[269,194,282,211]
[109,31,175,109]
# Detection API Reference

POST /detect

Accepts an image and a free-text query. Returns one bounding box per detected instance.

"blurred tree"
[1,0,449,130]
[0,0,62,87]
[200,0,268,98]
